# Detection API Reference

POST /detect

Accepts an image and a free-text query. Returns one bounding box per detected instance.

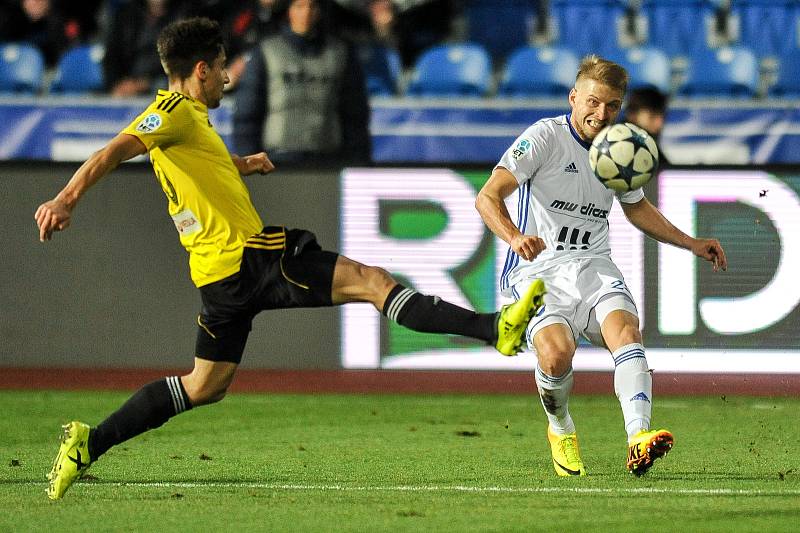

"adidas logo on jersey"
[564,162,579,174]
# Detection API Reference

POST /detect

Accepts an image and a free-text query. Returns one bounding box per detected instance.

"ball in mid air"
[589,122,659,192]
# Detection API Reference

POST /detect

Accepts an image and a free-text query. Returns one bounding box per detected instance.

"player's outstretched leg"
[495,279,546,356]
[547,425,586,477]
[379,270,545,355]
[627,428,674,476]
[47,421,92,500]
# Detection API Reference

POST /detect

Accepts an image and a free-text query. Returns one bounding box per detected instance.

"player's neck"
[169,78,205,106]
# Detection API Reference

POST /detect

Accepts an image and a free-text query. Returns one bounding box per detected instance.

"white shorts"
[510,256,639,350]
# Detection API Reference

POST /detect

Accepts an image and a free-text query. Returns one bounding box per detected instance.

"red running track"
[1,368,799,396]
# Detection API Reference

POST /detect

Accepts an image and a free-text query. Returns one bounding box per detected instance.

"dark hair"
[625,86,668,115]
[157,17,224,80]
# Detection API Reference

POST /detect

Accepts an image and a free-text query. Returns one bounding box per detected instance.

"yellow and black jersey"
[123,90,264,287]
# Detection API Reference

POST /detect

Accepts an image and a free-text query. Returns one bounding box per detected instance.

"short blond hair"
[576,54,628,95]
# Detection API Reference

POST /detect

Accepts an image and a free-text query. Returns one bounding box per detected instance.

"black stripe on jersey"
[157,93,185,113]
[156,94,177,111]
[164,95,185,112]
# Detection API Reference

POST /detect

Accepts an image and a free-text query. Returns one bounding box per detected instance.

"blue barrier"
[1,96,799,164]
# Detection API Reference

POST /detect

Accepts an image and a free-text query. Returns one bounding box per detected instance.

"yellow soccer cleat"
[627,428,674,477]
[547,425,586,477]
[47,421,92,500]
[495,279,546,356]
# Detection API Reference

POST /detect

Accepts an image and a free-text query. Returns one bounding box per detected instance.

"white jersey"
[497,113,644,295]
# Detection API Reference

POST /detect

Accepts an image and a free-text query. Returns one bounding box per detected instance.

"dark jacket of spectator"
[0,0,83,66]
[233,19,371,165]
[102,0,178,96]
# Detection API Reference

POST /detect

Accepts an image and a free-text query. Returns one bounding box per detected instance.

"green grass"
[2,391,799,532]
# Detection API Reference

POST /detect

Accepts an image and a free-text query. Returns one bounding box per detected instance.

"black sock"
[88,377,192,460]
[382,284,496,342]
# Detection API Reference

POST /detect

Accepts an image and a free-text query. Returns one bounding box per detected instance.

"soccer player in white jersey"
[476,55,728,476]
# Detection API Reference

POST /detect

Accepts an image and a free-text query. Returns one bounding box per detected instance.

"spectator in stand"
[332,0,458,67]
[0,0,85,66]
[57,0,103,43]
[222,0,282,88]
[367,0,395,45]
[102,0,179,97]
[623,86,671,167]
[181,0,281,90]
[233,0,371,166]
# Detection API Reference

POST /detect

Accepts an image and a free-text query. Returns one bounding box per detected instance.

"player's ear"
[196,60,209,80]
[568,87,577,106]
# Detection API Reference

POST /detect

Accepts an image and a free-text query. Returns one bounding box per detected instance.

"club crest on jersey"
[136,113,163,133]
[512,138,532,160]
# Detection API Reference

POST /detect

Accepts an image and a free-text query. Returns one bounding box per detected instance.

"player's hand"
[238,152,275,175]
[35,198,72,242]
[691,237,727,272]
[511,234,546,261]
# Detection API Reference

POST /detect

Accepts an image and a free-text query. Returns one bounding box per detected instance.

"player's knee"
[188,385,228,406]
[535,340,574,377]
[182,378,229,406]
[616,322,642,346]
[359,264,396,296]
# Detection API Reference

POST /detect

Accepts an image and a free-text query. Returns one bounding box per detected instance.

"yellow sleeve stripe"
[256,231,285,239]
[244,227,287,250]
[247,236,285,245]
[245,243,285,251]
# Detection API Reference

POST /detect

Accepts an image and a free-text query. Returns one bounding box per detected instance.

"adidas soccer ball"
[588,122,659,192]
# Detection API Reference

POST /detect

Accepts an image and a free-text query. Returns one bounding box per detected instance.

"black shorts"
[195,226,338,364]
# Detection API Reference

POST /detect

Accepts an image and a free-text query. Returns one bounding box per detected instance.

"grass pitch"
[2,390,799,532]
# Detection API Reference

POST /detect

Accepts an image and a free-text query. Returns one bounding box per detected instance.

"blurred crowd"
[2,1,678,166]
[0,0,483,96]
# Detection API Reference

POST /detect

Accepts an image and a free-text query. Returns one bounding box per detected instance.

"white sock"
[534,365,575,435]
[612,343,652,439]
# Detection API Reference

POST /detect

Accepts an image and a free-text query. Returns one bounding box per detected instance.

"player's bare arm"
[231,152,275,176]
[476,166,546,261]
[621,196,728,272]
[35,133,147,242]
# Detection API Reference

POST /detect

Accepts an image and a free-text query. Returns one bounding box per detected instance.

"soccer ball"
[588,122,659,192]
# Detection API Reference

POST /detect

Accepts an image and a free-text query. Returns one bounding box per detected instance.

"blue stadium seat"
[406,43,492,97]
[50,44,105,94]
[497,46,579,97]
[464,0,537,61]
[550,0,630,58]
[641,0,718,61]
[730,0,799,63]
[769,53,800,98]
[677,46,759,98]
[607,46,672,94]
[357,44,401,97]
[0,42,44,94]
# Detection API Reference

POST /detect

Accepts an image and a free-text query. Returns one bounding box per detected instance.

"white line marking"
[19,481,800,496]
[0,109,44,158]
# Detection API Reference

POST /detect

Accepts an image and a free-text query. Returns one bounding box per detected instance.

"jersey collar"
[566,113,592,151]
[156,89,207,113]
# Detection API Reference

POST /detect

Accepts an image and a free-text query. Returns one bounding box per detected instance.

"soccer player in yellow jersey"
[35,17,546,500]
